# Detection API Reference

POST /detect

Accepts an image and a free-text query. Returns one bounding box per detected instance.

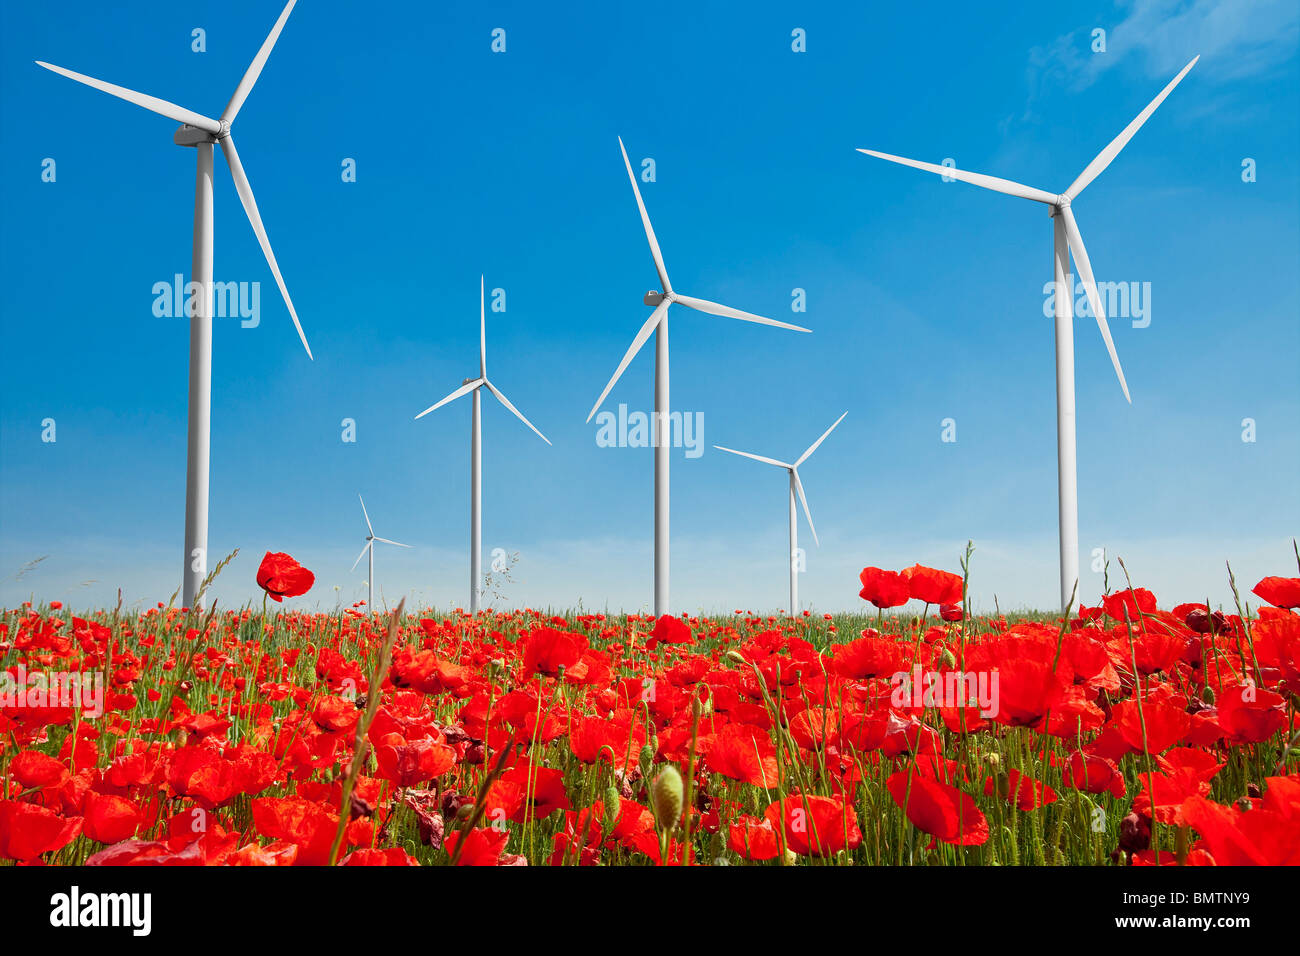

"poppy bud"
[455,803,475,822]
[651,765,683,832]
[984,752,1001,769]
[1201,685,1215,705]
[638,743,655,779]
[1236,797,1252,812]
[725,650,746,665]
[1247,782,1262,799]
[602,787,621,834]
[939,648,957,669]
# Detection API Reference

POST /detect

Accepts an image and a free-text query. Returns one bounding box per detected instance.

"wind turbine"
[857,56,1198,611]
[351,495,411,615]
[588,137,812,616]
[37,0,313,609]
[714,412,846,615]
[415,277,550,613]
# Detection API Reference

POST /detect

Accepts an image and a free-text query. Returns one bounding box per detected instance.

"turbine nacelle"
[643,291,665,307]
[173,124,216,147]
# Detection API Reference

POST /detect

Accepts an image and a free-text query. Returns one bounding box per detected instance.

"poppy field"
[2,551,1298,868]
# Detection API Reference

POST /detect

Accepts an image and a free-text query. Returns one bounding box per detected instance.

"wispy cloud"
[1017,0,1297,126]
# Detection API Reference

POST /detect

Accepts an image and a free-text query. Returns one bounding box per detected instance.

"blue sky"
[1,0,1296,614]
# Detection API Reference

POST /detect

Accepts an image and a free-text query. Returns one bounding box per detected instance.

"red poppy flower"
[829,634,906,679]
[1253,576,1300,609]
[649,615,695,646]
[984,769,1057,811]
[885,770,987,847]
[728,815,781,861]
[1063,751,1126,798]
[10,749,70,789]
[1181,795,1300,865]
[702,724,780,787]
[250,796,338,866]
[1111,697,1190,754]
[445,825,510,866]
[521,627,582,676]
[1217,683,1287,744]
[374,736,458,788]
[256,551,315,602]
[1101,587,1157,621]
[340,847,419,866]
[82,789,145,844]
[0,800,82,861]
[901,565,964,607]
[858,567,910,609]
[763,795,862,857]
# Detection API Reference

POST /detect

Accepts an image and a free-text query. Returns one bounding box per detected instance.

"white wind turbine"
[415,276,550,613]
[37,0,313,608]
[858,56,1198,610]
[715,412,846,615]
[351,495,411,615]
[588,137,812,616]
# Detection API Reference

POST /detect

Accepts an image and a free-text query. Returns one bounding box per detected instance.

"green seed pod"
[651,765,684,831]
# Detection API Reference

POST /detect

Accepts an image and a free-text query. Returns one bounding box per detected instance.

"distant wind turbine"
[36,0,313,608]
[351,495,411,615]
[715,412,846,615]
[588,137,812,616]
[857,56,1198,610]
[415,277,550,613]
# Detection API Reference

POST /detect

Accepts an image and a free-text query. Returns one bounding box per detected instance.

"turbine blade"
[350,541,372,572]
[479,274,487,378]
[221,0,297,125]
[373,537,411,548]
[414,378,482,419]
[35,61,220,134]
[712,445,789,469]
[795,411,848,467]
[1060,206,1131,403]
[792,469,819,547]
[857,149,1057,205]
[1064,56,1199,202]
[358,494,373,535]
[618,137,671,293]
[674,294,810,333]
[485,380,551,445]
[585,300,668,422]
[219,134,312,359]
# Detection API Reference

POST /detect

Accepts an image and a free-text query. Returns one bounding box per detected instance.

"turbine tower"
[37,0,313,608]
[351,495,411,615]
[415,277,550,613]
[858,57,1197,610]
[588,137,811,616]
[714,412,846,614]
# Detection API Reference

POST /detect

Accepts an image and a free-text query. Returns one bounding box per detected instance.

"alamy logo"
[890,666,999,718]
[49,886,151,936]
[0,666,103,718]
[1042,274,1151,328]
[594,403,704,459]
[152,274,261,327]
